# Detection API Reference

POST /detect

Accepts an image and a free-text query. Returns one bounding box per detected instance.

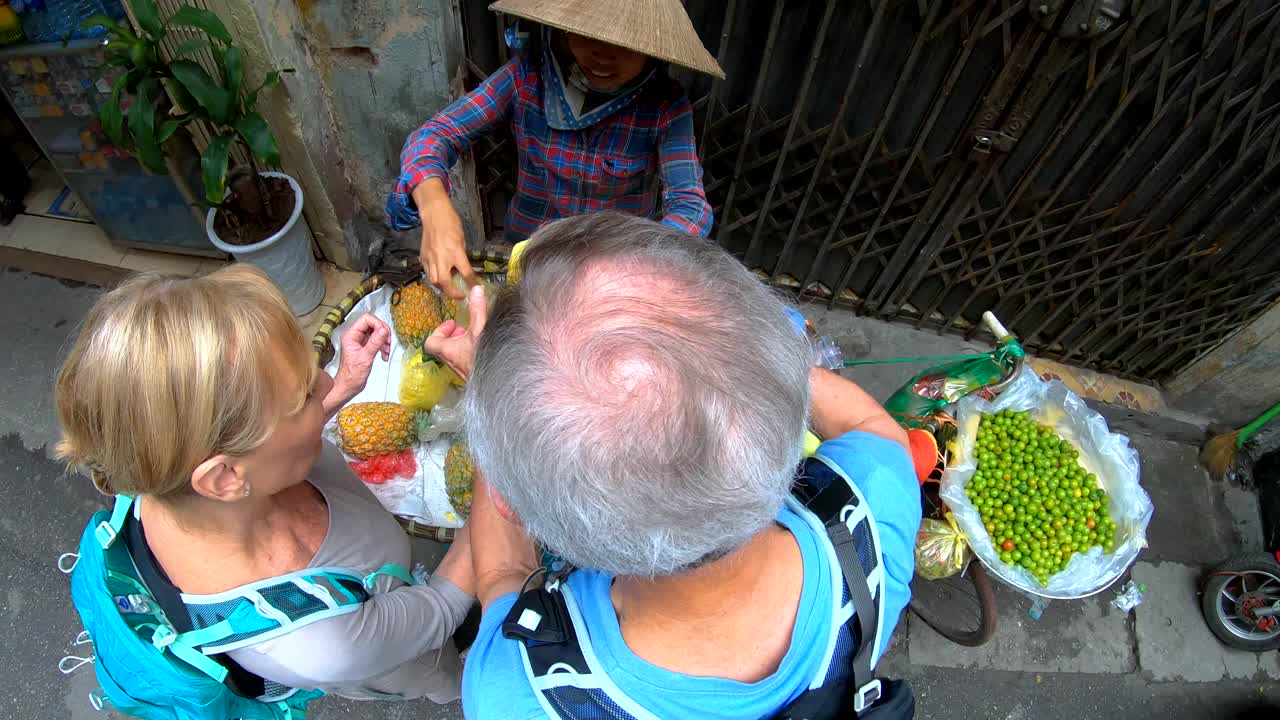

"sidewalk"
[2,268,1277,720]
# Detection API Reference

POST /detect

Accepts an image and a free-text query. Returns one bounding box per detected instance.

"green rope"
[842,352,992,367]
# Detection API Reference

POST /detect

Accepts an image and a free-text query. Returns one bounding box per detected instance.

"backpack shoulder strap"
[782,454,887,716]
[501,575,660,720]
[177,567,374,655]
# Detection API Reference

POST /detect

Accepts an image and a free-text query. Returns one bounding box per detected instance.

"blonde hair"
[55,265,316,499]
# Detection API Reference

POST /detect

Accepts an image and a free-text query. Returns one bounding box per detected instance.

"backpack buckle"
[853,679,882,713]
[151,625,176,649]
[94,521,117,549]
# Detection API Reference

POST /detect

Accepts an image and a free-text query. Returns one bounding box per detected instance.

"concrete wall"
[1166,300,1280,427]
[212,0,478,270]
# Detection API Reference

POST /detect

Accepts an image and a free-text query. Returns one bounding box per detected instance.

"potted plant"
[83,0,323,315]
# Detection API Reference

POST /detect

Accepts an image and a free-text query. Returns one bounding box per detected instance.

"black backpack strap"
[783,455,888,717]
[502,569,659,720]
[122,507,268,700]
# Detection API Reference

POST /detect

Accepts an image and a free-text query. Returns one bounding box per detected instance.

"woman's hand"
[325,313,391,417]
[413,179,476,299]
[423,284,488,382]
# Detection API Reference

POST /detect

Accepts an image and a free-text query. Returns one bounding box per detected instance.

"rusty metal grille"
[461,0,1280,382]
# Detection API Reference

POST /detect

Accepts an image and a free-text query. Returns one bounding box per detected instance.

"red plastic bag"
[349,450,417,484]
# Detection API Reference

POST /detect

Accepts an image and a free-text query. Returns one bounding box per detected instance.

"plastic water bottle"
[1028,595,1050,620]
[813,335,843,370]
[114,594,155,615]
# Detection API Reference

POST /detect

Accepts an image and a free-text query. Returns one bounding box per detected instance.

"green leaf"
[127,79,166,173]
[127,79,159,138]
[234,111,279,166]
[171,37,209,59]
[131,0,165,40]
[245,69,289,111]
[170,59,233,125]
[201,134,235,205]
[156,114,195,144]
[222,46,243,102]
[168,6,233,46]
[103,45,133,67]
[127,40,153,74]
[124,66,146,93]
[100,74,129,146]
[163,77,196,114]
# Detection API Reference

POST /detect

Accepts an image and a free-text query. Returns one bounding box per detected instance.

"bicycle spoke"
[942,578,979,601]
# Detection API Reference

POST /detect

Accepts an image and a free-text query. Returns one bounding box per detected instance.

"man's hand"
[325,313,391,417]
[423,283,488,381]
[413,179,476,299]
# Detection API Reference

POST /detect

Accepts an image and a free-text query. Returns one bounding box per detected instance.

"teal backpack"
[59,495,417,719]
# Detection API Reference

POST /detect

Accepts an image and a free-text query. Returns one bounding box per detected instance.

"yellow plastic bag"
[914,511,971,580]
[399,350,458,412]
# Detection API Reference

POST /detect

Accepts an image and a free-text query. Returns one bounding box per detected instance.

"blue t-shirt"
[462,431,920,720]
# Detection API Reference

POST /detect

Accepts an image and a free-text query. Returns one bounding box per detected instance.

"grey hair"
[463,212,812,577]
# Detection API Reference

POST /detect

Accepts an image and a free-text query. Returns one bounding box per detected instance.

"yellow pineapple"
[507,239,529,285]
[336,402,425,459]
[390,281,443,348]
[444,442,475,518]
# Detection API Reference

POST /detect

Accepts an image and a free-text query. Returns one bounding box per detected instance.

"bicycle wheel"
[909,559,997,646]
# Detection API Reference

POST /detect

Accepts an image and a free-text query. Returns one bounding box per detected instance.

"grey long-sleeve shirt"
[228,442,473,702]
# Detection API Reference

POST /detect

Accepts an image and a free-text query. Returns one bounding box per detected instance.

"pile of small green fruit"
[965,409,1117,586]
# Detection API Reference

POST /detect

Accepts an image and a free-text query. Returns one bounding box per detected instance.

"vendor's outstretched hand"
[326,313,391,417]
[415,180,477,299]
[424,283,488,382]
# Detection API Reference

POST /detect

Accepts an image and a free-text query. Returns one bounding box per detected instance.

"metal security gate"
[460,1,1280,382]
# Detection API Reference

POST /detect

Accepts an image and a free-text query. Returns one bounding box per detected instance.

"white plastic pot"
[205,171,324,316]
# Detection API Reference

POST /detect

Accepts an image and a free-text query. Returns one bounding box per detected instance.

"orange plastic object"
[907,428,938,485]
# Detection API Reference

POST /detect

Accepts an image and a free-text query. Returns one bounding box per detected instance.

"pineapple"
[336,402,425,459]
[444,442,475,518]
[390,281,444,348]
[400,349,458,411]
[507,239,529,285]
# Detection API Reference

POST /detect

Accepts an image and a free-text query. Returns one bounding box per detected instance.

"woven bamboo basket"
[311,250,512,541]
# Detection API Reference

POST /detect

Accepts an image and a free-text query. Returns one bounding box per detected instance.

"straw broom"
[1201,401,1280,481]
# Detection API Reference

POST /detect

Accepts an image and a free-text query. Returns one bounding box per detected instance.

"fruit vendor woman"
[385,0,723,296]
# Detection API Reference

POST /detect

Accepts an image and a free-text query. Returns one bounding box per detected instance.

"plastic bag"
[939,364,1153,599]
[1111,580,1146,613]
[883,350,1014,429]
[419,405,465,443]
[914,512,972,580]
[399,349,457,412]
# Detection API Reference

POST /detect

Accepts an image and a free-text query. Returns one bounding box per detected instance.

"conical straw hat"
[490,0,725,78]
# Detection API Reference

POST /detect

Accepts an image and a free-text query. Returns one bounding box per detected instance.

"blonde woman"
[55,265,475,703]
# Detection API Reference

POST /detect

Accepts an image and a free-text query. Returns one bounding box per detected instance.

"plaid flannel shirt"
[386,55,713,240]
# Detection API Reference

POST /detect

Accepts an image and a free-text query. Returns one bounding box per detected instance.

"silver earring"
[241,482,251,498]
